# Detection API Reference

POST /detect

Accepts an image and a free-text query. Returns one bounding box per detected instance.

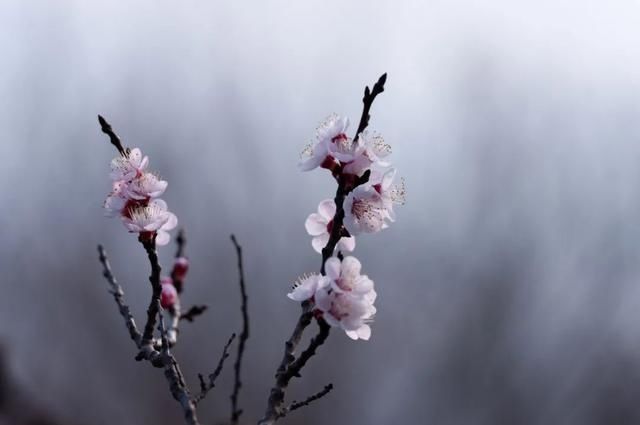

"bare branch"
[258,302,314,424]
[157,315,200,424]
[284,318,330,380]
[180,305,208,322]
[230,234,250,424]
[194,333,236,405]
[353,73,387,142]
[281,384,334,418]
[136,235,163,361]
[98,114,126,156]
[175,228,187,259]
[97,245,142,347]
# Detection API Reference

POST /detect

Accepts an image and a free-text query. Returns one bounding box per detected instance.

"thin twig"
[230,234,250,424]
[98,115,126,156]
[194,333,236,405]
[180,305,208,322]
[280,384,334,418]
[164,229,189,347]
[97,245,142,347]
[353,73,387,142]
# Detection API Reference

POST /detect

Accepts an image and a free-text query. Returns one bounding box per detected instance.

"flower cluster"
[160,256,190,309]
[103,148,177,246]
[288,257,376,340]
[301,115,405,238]
[294,114,404,340]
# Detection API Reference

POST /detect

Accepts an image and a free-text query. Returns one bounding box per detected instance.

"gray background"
[3,1,640,424]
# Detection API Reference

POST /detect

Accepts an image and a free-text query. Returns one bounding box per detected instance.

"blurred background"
[3,1,640,424]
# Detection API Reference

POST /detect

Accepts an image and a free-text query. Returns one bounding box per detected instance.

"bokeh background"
[3,1,640,424]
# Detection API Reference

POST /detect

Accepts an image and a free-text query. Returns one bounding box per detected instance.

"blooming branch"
[259,73,395,425]
[96,116,234,425]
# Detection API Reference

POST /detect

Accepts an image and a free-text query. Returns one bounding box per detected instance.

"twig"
[98,115,126,156]
[353,73,387,142]
[229,234,250,424]
[97,244,200,424]
[194,333,236,405]
[175,228,187,259]
[280,384,334,418]
[97,245,142,348]
[258,74,387,425]
[259,302,314,424]
[157,315,200,425]
[136,236,163,361]
[164,229,189,347]
[180,305,208,322]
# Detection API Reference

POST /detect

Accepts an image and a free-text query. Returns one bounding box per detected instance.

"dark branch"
[180,305,208,322]
[194,333,236,405]
[283,384,334,417]
[353,73,387,142]
[98,114,126,156]
[136,236,163,362]
[259,302,314,424]
[97,245,142,347]
[230,234,250,424]
[157,315,200,424]
[175,228,186,258]
[284,318,330,380]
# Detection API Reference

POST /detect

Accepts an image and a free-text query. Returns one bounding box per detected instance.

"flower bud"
[160,282,178,309]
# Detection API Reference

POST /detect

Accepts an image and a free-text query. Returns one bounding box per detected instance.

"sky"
[2,1,640,424]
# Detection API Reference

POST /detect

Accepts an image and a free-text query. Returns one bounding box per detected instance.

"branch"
[157,315,200,424]
[97,244,200,424]
[353,73,387,142]
[180,305,208,322]
[259,75,387,424]
[97,245,142,348]
[98,114,126,156]
[163,229,191,347]
[194,333,236,405]
[284,318,330,380]
[136,236,163,361]
[280,384,334,418]
[175,228,187,258]
[230,234,250,424]
[259,302,314,424]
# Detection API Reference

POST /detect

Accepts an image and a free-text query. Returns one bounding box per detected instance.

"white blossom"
[122,199,178,246]
[110,148,148,181]
[287,273,329,302]
[125,171,168,200]
[305,199,355,253]
[343,185,390,235]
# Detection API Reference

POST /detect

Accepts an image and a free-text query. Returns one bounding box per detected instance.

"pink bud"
[160,276,173,286]
[160,283,178,309]
[172,257,189,280]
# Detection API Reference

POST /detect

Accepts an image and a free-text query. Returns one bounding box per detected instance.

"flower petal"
[312,234,330,254]
[317,199,336,220]
[305,213,327,236]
